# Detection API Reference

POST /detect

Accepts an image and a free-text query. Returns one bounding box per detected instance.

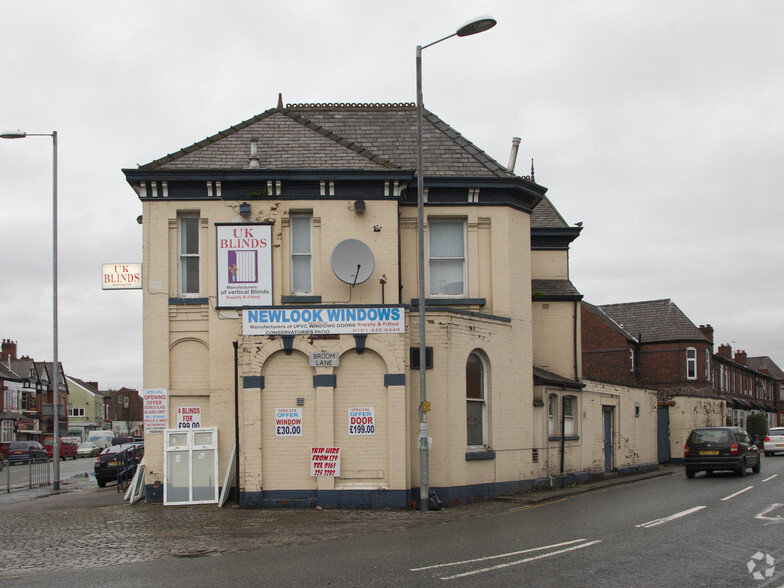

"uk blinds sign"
[216,224,272,308]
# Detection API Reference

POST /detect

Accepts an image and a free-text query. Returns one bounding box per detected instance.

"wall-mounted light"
[239,202,251,217]
[353,199,366,213]
[136,215,143,225]
[373,225,382,232]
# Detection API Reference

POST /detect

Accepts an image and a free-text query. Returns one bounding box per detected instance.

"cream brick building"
[124,101,657,507]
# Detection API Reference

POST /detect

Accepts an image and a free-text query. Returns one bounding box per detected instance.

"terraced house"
[124,99,657,508]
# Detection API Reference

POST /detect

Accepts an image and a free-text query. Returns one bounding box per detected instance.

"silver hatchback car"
[763,427,784,456]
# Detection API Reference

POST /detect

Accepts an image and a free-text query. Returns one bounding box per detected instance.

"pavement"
[0,465,678,578]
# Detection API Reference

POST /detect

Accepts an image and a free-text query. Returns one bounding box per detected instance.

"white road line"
[722,486,753,501]
[635,505,706,528]
[439,540,602,580]
[409,539,589,571]
[762,474,778,483]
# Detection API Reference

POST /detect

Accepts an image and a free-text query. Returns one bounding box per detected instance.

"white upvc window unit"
[1,420,13,443]
[466,352,487,447]
[178,213,201,296]
[686,347,697,380]
[290,214,313,294]
[164,427,219,505]
[428,219,466,297]
[629,348,635,373]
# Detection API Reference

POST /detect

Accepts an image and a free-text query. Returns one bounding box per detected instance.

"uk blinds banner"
[216,224,273,307]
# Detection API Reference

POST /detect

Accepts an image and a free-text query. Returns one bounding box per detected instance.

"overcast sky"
[1,1,782,392]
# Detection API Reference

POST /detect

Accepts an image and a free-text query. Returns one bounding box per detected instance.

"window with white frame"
[290,213,313,294]
[68,407,85,417]
[178,213,201,295]
[429,219,466,296]
[704,349,710,379]
[548,394,557,437]
[466,352,487,447]
[563,396,576,436]
[1,420,13,443]
[629,348,635,373]
[686,347,697,380]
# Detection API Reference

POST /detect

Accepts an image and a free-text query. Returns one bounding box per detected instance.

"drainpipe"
[561,393,567,474]
[233,341,240,506]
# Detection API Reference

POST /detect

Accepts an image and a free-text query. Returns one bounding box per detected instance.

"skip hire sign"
[243,306,404,336]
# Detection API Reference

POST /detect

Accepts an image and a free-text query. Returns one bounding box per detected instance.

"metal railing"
[2,458,52,493]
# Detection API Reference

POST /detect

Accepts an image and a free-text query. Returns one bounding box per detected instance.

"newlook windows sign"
[216,224,272,308]
[243,306,405,335]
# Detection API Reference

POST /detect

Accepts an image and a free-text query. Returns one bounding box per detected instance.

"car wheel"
[765,451,772,457]
[685,469,696,479]
[752,458,761,474]
[97,479,107,488]
[736,460,747,477]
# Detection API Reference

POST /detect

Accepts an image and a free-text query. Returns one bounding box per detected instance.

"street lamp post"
[415,16,496,512]
[1,129,61,491]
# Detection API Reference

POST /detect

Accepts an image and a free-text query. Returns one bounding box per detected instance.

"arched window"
[466,352,487,447]
[686,347,697,380]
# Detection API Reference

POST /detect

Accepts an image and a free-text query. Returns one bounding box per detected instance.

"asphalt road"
[2,459,783,587]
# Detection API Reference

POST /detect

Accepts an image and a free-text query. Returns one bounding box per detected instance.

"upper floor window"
[178,213,201,295]
[429,219,465,297]
[686,347,697,380]
[291,214,313,294]
[466,352,487,447]
[704,349,710,379]
[629,348,635,373]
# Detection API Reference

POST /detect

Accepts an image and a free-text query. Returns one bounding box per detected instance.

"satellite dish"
[330,239,375,286]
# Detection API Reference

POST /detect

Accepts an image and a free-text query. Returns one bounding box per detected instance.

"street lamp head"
[456,16,497,37]
[0,130,28,139]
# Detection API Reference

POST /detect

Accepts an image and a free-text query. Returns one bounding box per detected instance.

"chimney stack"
[699,324,714,345]
[734,350,747,366]
[2,339,17,362]
[717,343,732,359]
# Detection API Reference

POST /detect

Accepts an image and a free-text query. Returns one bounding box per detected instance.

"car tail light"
[683,443,690,457]
[765,436,771,442]
[730,442,739,455]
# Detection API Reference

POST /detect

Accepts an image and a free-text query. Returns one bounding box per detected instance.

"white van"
[87,430,113,450]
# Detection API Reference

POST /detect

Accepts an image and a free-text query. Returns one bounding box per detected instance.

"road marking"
[755,503,784,524]
[409,539,590,571]
[721,486,753,501]
[762,474,778,483]
[635,506,706,528]
[439,540,602,580]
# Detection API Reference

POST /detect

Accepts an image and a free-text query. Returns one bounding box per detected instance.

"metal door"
[603,406,614,472]
[657,407,671,463]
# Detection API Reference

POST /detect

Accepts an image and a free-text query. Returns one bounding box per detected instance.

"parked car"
[94,443,144,487]
[110,436,135,446]
[77,441,101,458]
[7,441,48,464]
[43,437,78,460]
[684,426,761,478]
[763,427,784,456]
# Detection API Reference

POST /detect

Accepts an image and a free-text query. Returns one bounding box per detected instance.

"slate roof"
[138,102,513,178]
[582,301,638,343]
[598,299,709,344]
[531,196,569,228]
[533,366,585,389]
[746,356,784,380]
[0,362,23,382]
[532,279,582,301]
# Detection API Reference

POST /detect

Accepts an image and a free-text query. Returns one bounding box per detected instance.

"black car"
[684,426,761,478]
[94,443,144,487]
[7,441,48,465]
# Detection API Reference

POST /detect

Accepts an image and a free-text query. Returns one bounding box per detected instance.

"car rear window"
[9,442,28,450]
[690,429,730,444]
[769,429,784,435]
